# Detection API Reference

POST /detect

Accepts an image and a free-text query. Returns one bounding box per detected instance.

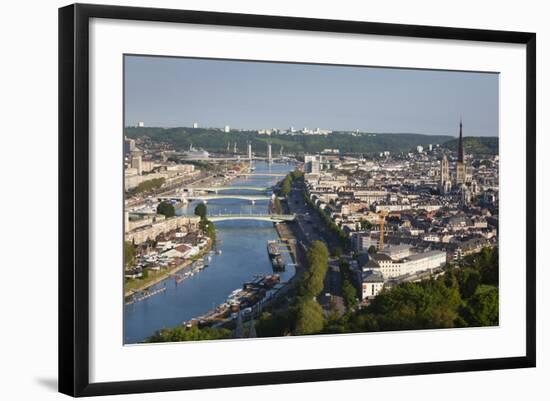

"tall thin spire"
[457,118,464,163]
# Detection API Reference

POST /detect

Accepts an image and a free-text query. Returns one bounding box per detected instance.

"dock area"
[183,274,283,328]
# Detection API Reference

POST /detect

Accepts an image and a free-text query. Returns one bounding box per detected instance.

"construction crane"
[375,210,389,251]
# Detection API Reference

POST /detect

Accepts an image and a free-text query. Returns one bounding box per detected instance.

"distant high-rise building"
[247,142,252,161]
[267,142,272,164]
[304,154,320,174]
[130,151,143,175]
[224,125,230,133]
[455,120,466,185]
[138,122,145,127]
[193,122,198,129]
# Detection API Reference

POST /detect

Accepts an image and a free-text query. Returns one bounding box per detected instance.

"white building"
[379,244,413,261]
[138,121,145,127]
[193,122,198,129]
[397,250,447,275]
[224,125,230,133]
[361,250,446,279]
[361,270,385,300]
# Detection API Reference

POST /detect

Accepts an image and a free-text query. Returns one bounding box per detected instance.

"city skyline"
[124,55,499,137]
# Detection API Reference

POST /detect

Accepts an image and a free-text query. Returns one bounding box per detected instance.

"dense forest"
[126,126,468,155]
[442,136,499,156]
[331,246,499,333]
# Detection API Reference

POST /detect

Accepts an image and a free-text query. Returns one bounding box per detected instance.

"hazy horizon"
[125,126,497,138]
[125,55,499,137]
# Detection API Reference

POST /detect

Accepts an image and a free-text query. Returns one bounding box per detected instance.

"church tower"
[455,120,466,185]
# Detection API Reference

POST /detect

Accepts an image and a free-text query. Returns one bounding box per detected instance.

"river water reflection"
[124,162,295,344]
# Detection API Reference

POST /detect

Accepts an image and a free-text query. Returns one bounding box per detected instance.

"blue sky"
[124,55,499,136]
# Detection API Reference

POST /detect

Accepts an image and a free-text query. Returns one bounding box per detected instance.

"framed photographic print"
[58,3,536,397]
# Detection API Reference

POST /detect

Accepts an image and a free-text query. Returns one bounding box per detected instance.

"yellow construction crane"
[375,210,389,251]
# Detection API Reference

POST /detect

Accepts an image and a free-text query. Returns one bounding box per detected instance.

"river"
[124,161,295,344]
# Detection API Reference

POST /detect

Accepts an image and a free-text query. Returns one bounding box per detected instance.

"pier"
[126,287,167,305]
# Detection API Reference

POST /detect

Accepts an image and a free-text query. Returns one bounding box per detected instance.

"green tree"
[272,196,283,214]
[300,241,330,297]
[479,247,499,286]
[366,280,462,331]
[201,219,216,241]
[342,280,358,309]
[290,169,304,181]
[368,245,377,254]
[256,311,292,337]
[360,220,372,230]
[146,326,232,342]
[461,285,499,326]
[294,297,325,335]
[281,177,292,196]
[124,241,135,268]
[156,201,175,218]
[194,203,207,219]
[126,177,165,197]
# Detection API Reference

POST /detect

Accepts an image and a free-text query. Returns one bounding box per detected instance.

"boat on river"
[271,255,286,271]
[267,240,280,257]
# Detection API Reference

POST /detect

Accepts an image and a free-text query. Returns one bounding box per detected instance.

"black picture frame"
[59,3,536,397]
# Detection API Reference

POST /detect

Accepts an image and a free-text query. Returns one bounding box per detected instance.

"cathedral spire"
[457,118,464,163]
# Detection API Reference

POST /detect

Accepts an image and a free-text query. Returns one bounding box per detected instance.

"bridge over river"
[188,185,271,192]
[208,213,296,223]
[187,194,272,204]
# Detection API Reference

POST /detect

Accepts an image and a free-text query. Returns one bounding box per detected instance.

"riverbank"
[124,161,296,342]
[129,163,264,298]
[124,238,213,298]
